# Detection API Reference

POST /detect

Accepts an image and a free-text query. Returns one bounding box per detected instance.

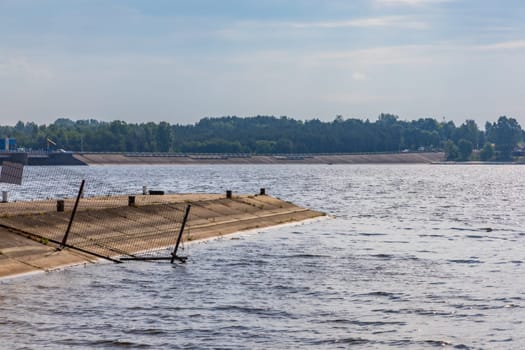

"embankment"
[0,193,325,279]
[74,152,444,165]
[0,151,444,165]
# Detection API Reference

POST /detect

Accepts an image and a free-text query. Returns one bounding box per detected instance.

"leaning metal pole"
[171,204,191,264]
[60,179,85,249]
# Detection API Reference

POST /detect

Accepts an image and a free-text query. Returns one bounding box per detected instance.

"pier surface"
[0,194,324,279]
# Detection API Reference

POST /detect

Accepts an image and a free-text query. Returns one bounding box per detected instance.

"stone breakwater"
[0,193,325,279]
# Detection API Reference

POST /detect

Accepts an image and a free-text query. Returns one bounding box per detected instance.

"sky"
[1,0,524,127]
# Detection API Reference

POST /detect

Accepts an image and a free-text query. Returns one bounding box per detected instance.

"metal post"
[60,179,85,249]
[171,204,191,263]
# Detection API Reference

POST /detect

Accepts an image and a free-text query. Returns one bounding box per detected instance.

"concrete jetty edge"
[0,193,326,280]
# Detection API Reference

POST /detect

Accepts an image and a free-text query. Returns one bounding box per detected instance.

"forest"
[0,114,523,161]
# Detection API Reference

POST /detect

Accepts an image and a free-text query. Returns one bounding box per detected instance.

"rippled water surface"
[1,164,524,349]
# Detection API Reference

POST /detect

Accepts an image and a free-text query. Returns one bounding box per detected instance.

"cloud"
[320,93,401,104]
[0,55,54,80]
[215,15,429,41]
[476,40,525,51]
[375,0,452,6]
[352,72,367,81]
[313,45,435,66]
[289,16,428,30]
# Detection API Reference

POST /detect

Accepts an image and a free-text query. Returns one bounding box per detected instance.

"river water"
[1,164,524,349]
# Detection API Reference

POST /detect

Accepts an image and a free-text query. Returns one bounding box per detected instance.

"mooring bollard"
[2,191,7,203]
[142,186,148,195]
[260,188,266,195]
[149,190,164,195]
[128,195,135,207]
[226,190,232,199]
[57,200,65,212]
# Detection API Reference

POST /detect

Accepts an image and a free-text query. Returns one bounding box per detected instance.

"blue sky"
[1,0,524,126]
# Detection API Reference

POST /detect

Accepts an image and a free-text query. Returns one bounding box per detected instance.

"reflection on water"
[1,164,524,349]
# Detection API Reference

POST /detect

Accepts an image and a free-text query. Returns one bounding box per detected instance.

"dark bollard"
[57,200,65,212]
[226,190,232,199]
[128,195,136,207]
[260,188,266,195]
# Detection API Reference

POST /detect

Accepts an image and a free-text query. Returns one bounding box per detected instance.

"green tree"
[156,122,173,152]
[457,139,473,161]
[3,114,517,156]
[488,116,522,160]
[275,138,293,153]
[455,120,480,148]
[479,143,494,161]
[255,140,276,154]
[445,140,459,160]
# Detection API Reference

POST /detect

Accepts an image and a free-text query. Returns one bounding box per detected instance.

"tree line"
[0,114,523,161]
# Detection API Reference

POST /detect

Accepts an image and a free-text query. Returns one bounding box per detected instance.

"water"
[1,164,524,349]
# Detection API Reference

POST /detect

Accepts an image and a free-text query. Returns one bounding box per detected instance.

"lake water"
[1,164,524,349]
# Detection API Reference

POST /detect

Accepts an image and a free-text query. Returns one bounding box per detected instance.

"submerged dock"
[0,193,325,279]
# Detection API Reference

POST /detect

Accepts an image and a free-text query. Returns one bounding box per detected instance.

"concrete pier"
[0,193,325,279]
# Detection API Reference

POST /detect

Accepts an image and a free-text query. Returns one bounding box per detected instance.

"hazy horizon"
[1,0,524,127]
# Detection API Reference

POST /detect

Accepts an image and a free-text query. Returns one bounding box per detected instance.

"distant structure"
[0,138,16,151]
